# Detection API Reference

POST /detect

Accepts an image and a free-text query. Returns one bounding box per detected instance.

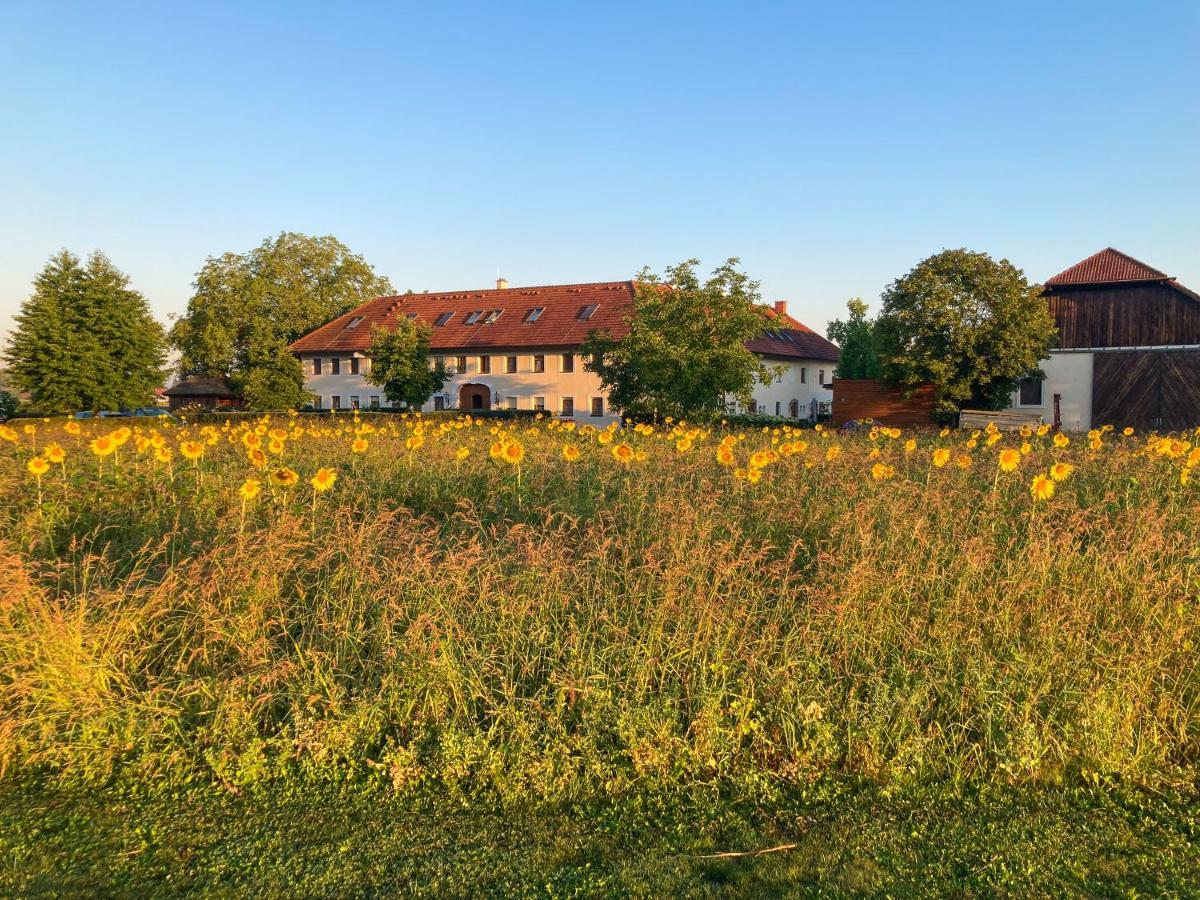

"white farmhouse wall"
[1005,351,1093,431]
[747,358,835,418]
[298,349,617,422]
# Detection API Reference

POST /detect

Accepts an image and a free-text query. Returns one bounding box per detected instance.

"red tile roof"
[1045,248,1169,286]
[290,282,638,353]
[747,308,840,361]
[290,281,840,361]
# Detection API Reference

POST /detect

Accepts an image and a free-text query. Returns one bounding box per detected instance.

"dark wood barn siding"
[832,379,938,427]
[1048,283,1200,349]
[1092,350,1200,431]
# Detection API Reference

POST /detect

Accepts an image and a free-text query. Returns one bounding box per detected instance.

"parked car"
[127,407,174,419]
[73,410,130,419]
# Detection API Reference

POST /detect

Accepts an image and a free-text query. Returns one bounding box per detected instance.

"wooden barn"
[1006,248,1200,431]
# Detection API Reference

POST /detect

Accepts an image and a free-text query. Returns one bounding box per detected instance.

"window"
[505,356,517,374]
[479,355,491,374]
[331,395,342,410]
[1019,376,1044,406]
[561,397,574,416]
[434,396,445,411]
[345,316,364,329]
[533,396,545,412]
[464,310,483,325]
[789,399,799,418]
[405,313,418,321]
[590,397,604,417]
[369,396,380,410]
[506,396,518,410]
[578,303,599,321]
[456,355,468,374]
[350,357,360,375]
[312,358,322,375]
[435,311,454,326]
[819,369,825,386]
[483,309,503,324]
[775,401,781,415]
[434,356,446,373]
[330,357,341,375]
[800,367,807,384]
[350,396,360,410]
[560,353,574,373]
[533,355,545,373]
[526,307,544,322]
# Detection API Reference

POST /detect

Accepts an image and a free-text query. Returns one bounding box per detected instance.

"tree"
[170,232,392,409]
[365,319,447,409]
[0,389,17,420]
[581,258,773,419]
[4,250,166,412]
[826,298,881,379]
[873,249,1057,415]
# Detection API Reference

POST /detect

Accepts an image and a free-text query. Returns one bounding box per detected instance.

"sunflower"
[352,437,369,454]
[870,463,895,481]
[904,439,917,453]
[311,468,337,492]
[1123,426,1135,437]
[597,431,613,445]
[611,443,634,464]
[825,446,841,462]
[26,456,50,477]
[1049,462,1075,482]
[1031,474,1056,501]
[562,444,581,462]
[455,447,471,461]
[502,441,525,465]
[744,467,762,484]
[998,448,1021,472]
[956,454,972,470]
[180,441,205,461]
[1053,432,1070,448]
[675,437,693,453]
[64,421,82,436]
[271,467,300,487]
[932,448,951,468]
[44,443,65,465]
[90,434,117,457]
[248,448,268,469]
[239,478,262,502]
[154,446,173,464]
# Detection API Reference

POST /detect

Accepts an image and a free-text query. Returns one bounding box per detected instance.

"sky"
[1,1,1197,346]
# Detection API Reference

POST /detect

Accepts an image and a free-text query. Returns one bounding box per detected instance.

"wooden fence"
[831,379,938,427]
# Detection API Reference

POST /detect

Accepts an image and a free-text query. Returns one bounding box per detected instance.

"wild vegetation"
[2,412,1197,802]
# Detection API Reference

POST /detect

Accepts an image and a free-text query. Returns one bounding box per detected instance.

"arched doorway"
[459,383,491,411]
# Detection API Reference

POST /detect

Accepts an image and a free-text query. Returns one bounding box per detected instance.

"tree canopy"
[826,298,882,380]
[170,232,393,409]
[4,250,166,412]
[364,319,448,410]
[873,249,1057,415]
[581,259,773,420]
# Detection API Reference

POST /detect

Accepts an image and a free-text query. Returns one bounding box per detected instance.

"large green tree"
[364,319,447,409]
[826,298,882,379]
[4,250,166,412]
[581,258,772,419]
[170,233,393,409]
[873,249,1057,415]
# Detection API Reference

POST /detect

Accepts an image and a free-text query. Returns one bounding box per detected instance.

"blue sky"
[2,1,1197,343]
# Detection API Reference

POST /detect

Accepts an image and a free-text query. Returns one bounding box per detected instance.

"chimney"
[774,300,787,316]
[496,277,509,290]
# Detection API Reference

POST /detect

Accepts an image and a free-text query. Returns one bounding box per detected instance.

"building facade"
[290,281,839,421]
[1006,248,1200,431]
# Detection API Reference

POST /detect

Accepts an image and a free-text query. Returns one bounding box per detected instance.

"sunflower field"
[1,412,1198,801]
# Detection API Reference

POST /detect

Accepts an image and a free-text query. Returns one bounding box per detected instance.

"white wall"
[747,358,835,419]
[298,349,617,422]
[1005,351,1093,431]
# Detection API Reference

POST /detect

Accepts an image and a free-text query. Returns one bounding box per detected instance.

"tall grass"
[0,415,1197,800]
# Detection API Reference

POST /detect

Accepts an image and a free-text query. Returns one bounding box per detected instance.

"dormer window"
[578,303,599,321]
[464,310,483,325]
[483,310,503,324]
[526,307,545,322]
[405,313,418,320]
[435,311,454,326]
[345,316,364,329]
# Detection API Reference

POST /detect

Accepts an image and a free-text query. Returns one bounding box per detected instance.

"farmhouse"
[289,279,839,421]
[1006,248,1200,431]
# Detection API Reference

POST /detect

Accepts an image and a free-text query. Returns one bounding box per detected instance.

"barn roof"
[163,376,239,398]
[1046,248,1169,286]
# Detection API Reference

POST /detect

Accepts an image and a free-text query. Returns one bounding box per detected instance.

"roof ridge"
[1046,247,1169,286]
